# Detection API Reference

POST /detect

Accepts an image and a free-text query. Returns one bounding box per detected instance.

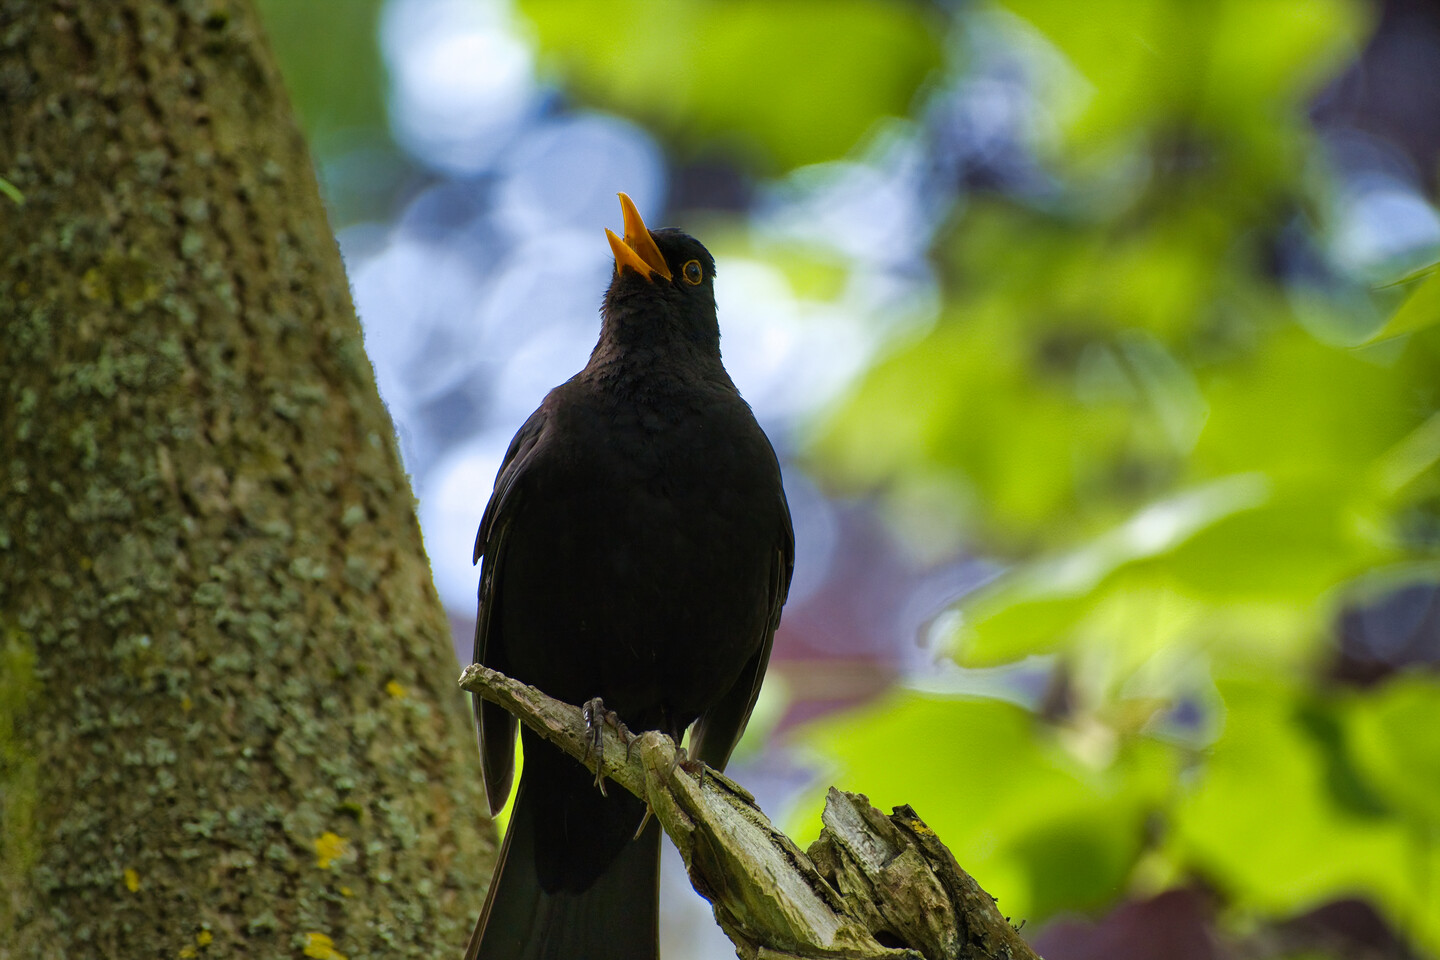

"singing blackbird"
[464,194,795,960]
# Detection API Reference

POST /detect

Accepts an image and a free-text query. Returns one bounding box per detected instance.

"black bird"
[464,194,794,960]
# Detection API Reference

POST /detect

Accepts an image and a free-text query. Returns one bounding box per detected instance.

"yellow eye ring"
[682,259,703,285]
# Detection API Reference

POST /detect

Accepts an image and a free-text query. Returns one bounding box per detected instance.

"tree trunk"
[0,2,496,957]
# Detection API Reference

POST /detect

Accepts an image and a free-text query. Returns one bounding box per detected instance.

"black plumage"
[465,195,794,960]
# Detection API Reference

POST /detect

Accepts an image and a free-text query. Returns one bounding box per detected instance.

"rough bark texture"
[461,663,1043,960]
[809,793,1042,960]
[0,2,496,957]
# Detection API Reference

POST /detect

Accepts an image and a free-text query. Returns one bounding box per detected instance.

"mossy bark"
[0,2,496,957]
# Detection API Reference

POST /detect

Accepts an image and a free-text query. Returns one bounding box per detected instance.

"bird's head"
[601,193,718,350]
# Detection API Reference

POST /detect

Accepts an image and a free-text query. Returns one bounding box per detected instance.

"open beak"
[606,193,672,282]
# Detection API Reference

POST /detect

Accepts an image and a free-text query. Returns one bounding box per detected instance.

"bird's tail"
[464,739,661,960]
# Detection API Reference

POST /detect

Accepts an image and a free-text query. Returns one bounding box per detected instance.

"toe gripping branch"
[580,697,636,798]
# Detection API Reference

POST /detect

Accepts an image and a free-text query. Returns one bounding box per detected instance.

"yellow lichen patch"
[196,930,213,946]
[178,947,197,959]
[79,267,111,302]
[384,679,406,699]
[123,868,139,892]
[339,886,353,897]
[303,932,348,960]
[313,831,349,869]
[181,694,193,712]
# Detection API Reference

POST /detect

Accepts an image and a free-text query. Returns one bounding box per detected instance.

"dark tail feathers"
[465,766,661,960]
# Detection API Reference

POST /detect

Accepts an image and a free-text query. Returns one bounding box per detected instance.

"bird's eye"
[682,259,703,285]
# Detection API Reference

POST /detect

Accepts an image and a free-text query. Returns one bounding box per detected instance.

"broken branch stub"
[809,790,1041,960]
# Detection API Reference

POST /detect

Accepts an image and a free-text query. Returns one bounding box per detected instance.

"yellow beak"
[606,193,672,282]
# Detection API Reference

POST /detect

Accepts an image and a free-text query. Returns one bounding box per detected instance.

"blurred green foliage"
[515,0,944,169]
[255,0,396,223]
[799,0,1440,952]
[255,0,388,148]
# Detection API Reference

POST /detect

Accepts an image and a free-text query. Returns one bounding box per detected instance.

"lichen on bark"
[0,2,496,956]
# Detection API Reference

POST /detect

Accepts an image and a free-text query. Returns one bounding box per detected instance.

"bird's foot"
[581,697,634,796]
[683,755,710,790]
[666,742,709,786]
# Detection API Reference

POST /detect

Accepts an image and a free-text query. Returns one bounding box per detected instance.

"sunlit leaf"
[1162,482,1390,601]
[955,476,1270,664]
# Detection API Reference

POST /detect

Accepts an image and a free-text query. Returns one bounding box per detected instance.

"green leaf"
[1162,481,1388,600]
[1172,675,1413,918]
[1366,268,1440,343]
[1347,674,1440,826]
[515,0,944,170]
[798,692,1178,923]
[955,475,1271,665]
[1370,411,1440,501]
[1195,327,1414,479]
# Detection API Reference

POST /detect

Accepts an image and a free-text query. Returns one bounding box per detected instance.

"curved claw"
[582,698,609,796]
[582,697,637,798]
[665,741,708,784]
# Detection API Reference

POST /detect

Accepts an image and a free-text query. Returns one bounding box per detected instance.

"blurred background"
[254,0,1440,956]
